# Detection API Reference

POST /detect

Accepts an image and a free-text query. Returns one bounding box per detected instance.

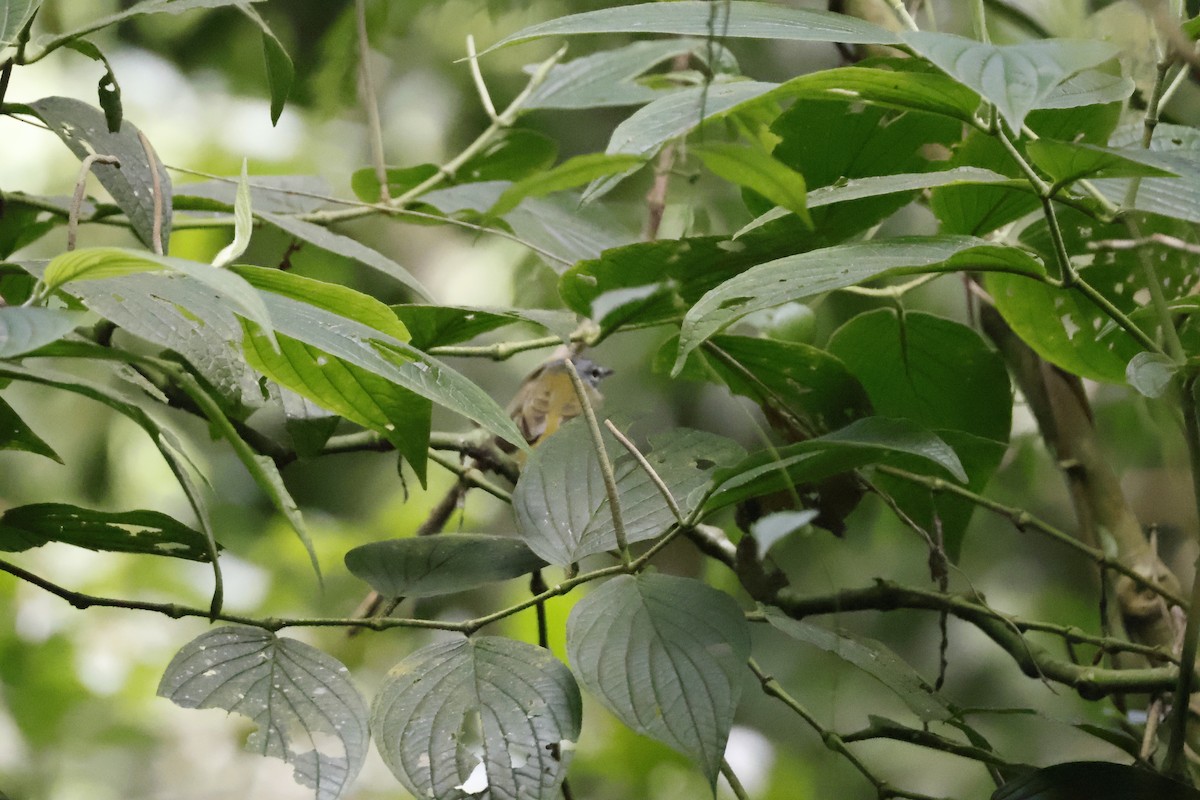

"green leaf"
[0,503,213,560]
[43,248,274,340]
[706,416,967,513]
[513,421,744,565]
[1038,69,1133,109]
[765,607,954,721]
[235,267,524,451]
[62,39,123,132]
[33,0,267,54]
[0,0,39,48]
[0,194,63,257]
[211,160,253,268]
[0,395,61,462]
[583,81,778,200]
[827,310,1011,558]
[661,334,872,434]
[23,97,171,251]
[525,38,738,110]
[0,307,86,358]
[902,32,1119,132]
[694,142,811,227]
[372,637,580,800]
[749,510,819,558]
[991,761,1200,800]
[349,164,439,204]
[258,212,431,300]
[456,128,557,183]
[1027,139,1179,186]
[487,2,901,52]
[158,626,368,800]
[1127,352,1177,399]
[489,153,646,217]
[392,304,578,350]
[1091,123,1200,224]
[674,237,1044,372]
[239,5,293,125]
[566,572,751,787]
[345,534,546,599]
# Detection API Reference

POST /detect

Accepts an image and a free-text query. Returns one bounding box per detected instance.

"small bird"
[349,352,612,628]
[504,355,614,452]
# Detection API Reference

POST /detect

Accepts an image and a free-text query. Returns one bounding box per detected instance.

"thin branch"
[356,0,390,202]
[67,153,121,251]
[1089,234,1200,257]
[604,419,683,524]
[466,35,498,121]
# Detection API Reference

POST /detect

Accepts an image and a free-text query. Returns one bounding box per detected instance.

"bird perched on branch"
[350,351,613,627]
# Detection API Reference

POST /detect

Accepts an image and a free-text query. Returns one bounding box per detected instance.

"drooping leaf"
[902,32,1119,131]
[0,503,213,561]
[372,636,580,800]
[706,416,967,513]
[344,534,547,598]
[766,607,954,721]
[0,395,61,462]
[62,39,123,132]
[0,307,86,358]
[991,761,1200,800]
[513,421,744,566]
[566,572,750,787]
[23,97,171,252]
[693,142,811,226]
[158,626,369,800]
[674,236,1044,372]
[239,4,293,125]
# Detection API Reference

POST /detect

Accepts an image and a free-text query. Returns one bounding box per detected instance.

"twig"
[67,153,121,251]
[466,35,498,121]
[356,0,390,202]
[1089,234,1200,257]
[565,359,631,566]
[604,419,683,524]
[719,759,750,800]
[137,131,164,255]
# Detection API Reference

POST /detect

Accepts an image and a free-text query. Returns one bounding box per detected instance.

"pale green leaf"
[0,307,86,358]
[211,160,253,268]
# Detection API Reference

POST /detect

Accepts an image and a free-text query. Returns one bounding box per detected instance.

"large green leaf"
[344,534,546,598]
[693,142,811,226]
[513,421,744,566]
[392,304,577,350]
[524,38,737,110]
[988,209,1200,384]
[24,97,172,252]
[902,32,1119,132]
[489,153,646,217]
[706,416,967,513]
[455,128,558,183]
[236,267,525,450]
[1038,69,1133,109]
[1027,139,1179,187]
[661,334,871,434]
[827,310,1011,557]
[674,237,1044,372]
[0,503,213,561]
[487,2,900,52]
[1091,123,1200,224]
[158,626,368,800]
[766,608,953,722]
[0,395,61,462]
[0,307,86,358]
[566,572,750,787]
[372,637,580,800]
[992,761,1200,800]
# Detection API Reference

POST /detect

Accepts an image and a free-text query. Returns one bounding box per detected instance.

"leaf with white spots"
[158,626,369,800]
[371,636,581,800]
[566,573,751,787]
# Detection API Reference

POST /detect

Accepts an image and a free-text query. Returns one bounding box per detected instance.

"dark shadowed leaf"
[0,396,61,462]
[991,761,1200,800]
[567,572,750,787]
[392,304,577,350]
[766,607,953,721]
[372,637,580,800]
[344,534,547,598]
[158,626,368,800]
[0,503,213,560]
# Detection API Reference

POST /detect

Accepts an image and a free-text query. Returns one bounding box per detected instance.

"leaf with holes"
[158,626,368,800]
[567,572,750,786]
[371,636,580,800]
[0,503,213,560]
